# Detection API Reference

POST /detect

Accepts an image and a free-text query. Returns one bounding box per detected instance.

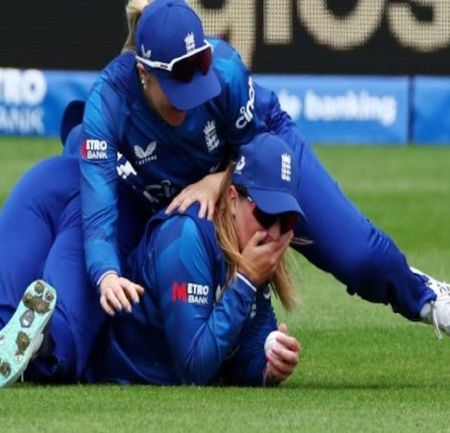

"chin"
[165,110,186,126]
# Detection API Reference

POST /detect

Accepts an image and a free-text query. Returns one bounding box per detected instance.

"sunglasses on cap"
[235,186,299,235]
[135,41,212,83]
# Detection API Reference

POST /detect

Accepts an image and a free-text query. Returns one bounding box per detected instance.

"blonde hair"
[122,0,151,53]
[213,166,299,312]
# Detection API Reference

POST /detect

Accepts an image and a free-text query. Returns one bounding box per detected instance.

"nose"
[266,219,281,240]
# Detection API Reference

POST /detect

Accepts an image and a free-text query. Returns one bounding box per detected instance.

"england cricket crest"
[281,153,292,182]
[203,120,219,152]
[185,32,196,53]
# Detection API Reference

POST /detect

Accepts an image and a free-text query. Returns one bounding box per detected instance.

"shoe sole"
[0,280,57,388]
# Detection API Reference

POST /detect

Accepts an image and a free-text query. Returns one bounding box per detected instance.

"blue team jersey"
[81,37,306,286]
[84,205,277,386]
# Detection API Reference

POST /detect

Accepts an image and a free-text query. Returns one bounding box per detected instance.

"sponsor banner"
[0,68,96,138]
[255,74,409,144]
[412,77,450,145]
[0,69,410,144]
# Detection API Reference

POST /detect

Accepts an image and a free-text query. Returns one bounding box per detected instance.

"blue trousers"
[0,154,153,382]
[0,155,152,382]
[290,138,434,320]
[0,156,104,382]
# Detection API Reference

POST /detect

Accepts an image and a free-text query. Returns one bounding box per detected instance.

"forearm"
[218,290,278,387]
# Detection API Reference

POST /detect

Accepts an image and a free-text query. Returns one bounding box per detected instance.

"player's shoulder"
[95,52,138,96]
[161,206,214,238]
[101,52,135,81]
[209,37,239,61]
[152,206,217,253]
[89,52,141,116]
[209,37,248,82]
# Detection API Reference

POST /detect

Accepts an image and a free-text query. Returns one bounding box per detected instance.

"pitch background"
[1,0,449,74]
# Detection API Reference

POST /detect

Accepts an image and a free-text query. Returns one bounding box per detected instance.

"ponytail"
[122,0,151,53]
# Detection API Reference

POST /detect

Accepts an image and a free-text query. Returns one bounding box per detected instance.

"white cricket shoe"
[0,280,57,388]
[412,267,450,339]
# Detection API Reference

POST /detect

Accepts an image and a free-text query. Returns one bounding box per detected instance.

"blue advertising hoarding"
[0,68,97,138]
[412,76,450,145]
[3,68,449,146]
[254,75,410,145]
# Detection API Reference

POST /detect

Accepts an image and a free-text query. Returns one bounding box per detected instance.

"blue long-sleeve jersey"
[81,37,306,287]
[84,205,277,386]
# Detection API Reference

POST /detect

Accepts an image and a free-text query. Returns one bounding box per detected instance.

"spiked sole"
[0,280,57,388]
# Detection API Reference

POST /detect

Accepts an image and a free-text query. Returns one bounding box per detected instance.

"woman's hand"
[264,323,300,385]
[238,230,293,286]
[99,273,145,316]
[165,171,226,220]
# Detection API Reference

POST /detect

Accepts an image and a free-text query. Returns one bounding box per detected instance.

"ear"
[228,185,239,216]
[136,63,146,75]
[136,64,149,82]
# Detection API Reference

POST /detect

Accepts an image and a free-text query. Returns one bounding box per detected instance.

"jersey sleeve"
[81,76,123,286]
[211,38,308,156]
[147,216,258,386]
[211,40,264,147]
[219,286,277,387]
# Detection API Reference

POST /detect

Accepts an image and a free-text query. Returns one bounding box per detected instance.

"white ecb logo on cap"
[184,33,196,53]
[281,153,291,182]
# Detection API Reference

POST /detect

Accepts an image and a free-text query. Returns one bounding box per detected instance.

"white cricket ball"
[264,330,287,355]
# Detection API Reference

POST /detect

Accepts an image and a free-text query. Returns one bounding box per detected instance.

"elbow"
[178,351,220,386]
[179,363,216,387]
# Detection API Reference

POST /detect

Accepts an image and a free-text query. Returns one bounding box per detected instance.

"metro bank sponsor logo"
[82,139,108,160]
[172,282,210,305]
[0,68,47,135]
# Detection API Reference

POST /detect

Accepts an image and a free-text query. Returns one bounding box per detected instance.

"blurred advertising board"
[412,77,450,145]
[255,75,409,144]
[0,69,96,138]
[3,68,449,146]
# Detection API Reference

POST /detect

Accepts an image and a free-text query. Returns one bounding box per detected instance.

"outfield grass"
[0,139,450,433]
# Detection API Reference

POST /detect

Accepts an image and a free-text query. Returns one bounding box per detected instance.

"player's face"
[138,68,187,126]
[229,186,283,251]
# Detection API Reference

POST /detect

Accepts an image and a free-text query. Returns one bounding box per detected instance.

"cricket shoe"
[0,280,57,388]
[412,267,450,339]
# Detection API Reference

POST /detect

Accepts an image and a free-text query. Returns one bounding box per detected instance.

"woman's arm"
[147,215,258,385]
[81,78,144,314]
[218,286,277,386]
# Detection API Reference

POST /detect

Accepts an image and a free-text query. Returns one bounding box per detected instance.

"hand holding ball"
[264,330,288,357]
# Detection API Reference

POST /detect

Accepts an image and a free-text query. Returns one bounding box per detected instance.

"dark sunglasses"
[235,185,298,234]
[136,42,212,83]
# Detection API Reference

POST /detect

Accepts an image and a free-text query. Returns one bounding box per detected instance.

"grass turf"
[0,139,449,432]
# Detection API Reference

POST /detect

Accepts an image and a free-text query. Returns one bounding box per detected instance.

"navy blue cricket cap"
[232,133,305,219]
[135,0,221,110]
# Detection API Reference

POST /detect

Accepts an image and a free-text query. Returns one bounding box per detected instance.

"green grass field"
[0,139,450,433]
